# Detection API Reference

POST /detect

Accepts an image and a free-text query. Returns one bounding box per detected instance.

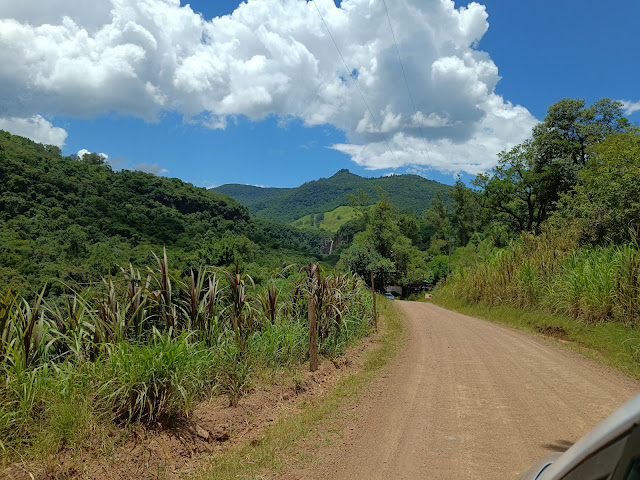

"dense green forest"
[211,168,451,223]
[0,131,327,295]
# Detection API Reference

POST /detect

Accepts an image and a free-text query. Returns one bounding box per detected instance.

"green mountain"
[211,169,451,223]
[0,131,323,294]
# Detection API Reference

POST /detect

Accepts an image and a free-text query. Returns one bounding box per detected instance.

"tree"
[553,130,640,243]
[474,141,549,232]
[533,98,629,168]
[450,178,482,247]
[424,189,454,270]
[530,98,630,212]
[79,152,107,166]
[474,98,631,235]
[338,198,426,292]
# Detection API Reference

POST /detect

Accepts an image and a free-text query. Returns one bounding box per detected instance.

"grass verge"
[194,297,405,480]
[432,291,640,380]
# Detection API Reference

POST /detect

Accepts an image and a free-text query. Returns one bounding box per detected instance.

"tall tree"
[475,98,631,234]
[450,178,482,247]
[553,130,640,243]
[473,140,551,232]
[531,98,630,210]
[339,198,426,291]
[425,190,453,254]
[533,98,629,167]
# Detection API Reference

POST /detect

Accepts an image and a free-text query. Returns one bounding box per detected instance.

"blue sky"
[0,0,638,188]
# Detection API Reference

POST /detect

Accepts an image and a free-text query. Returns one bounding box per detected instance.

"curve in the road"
[292,301,639,480]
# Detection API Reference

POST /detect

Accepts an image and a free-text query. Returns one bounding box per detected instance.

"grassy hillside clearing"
[292,206,357,233]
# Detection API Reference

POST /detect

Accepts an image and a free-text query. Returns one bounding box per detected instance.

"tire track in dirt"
[284,301,638,480]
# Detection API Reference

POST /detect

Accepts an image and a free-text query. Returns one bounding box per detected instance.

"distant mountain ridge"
[210,169,451,223]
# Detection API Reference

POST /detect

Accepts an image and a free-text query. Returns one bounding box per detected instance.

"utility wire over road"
[381,0,433,170]
[311,0,401,168]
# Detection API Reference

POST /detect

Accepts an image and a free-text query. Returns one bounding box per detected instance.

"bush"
[249,318,308,368]
[97,329,217,423]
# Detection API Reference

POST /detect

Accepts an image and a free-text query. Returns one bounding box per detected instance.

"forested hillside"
[211,168,450,223]
[0,132,377,467]
[0,131,324,294]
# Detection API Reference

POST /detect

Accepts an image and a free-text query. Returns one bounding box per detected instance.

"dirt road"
[289,301,639,480]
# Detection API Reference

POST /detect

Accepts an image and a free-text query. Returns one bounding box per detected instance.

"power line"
[381,0,433,171]
[311,0,401,168]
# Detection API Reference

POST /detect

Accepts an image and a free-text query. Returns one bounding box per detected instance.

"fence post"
[371,270,377,331]
[308,289,318,372]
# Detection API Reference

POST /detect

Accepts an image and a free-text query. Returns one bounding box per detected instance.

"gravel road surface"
[289,301,639,480]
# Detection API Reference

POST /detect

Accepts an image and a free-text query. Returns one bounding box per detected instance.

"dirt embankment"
[0,336,377,480]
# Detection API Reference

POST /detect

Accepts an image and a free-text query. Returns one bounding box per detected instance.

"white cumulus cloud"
[0,0,538,174]
[0,114,68,146]
[621,100,640,116]
[129,162,169,175]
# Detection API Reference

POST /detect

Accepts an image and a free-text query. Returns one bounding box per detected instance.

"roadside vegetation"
[196,296,404,480]
[427,98,640,375]
[0,252,374,464]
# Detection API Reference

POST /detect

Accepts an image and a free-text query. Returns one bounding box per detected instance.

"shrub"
[97,329,217,423]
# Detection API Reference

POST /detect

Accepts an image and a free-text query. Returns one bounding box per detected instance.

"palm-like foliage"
[0,249,374,461]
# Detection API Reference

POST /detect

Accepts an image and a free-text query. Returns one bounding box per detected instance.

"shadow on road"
[541,440,574,452]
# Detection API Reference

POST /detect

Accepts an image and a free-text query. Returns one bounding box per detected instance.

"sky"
[0,0,638,188]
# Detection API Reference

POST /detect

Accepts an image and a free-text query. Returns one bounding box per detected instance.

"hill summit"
[210,170,451,223]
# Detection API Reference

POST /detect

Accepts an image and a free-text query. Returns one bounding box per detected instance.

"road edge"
[194,297,406,479]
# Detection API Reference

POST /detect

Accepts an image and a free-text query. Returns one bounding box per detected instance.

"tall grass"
[0,251,374,462]
[442,226,640,327]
